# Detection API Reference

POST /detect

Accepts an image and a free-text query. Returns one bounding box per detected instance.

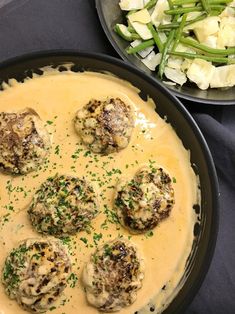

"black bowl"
[0,50,219,313]
[96,0,235,105]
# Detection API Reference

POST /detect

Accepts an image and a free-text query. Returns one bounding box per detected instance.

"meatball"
[83,238,144,312]
[1,238,71,313]
[28,174,99,237]
[114,166,175,233]
[0,108,51,175]
[74,98,134,154]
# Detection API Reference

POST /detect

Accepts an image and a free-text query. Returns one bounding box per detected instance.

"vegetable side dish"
[116,0,235,89]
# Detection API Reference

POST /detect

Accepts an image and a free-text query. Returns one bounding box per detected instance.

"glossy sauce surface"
[0,70,198,314]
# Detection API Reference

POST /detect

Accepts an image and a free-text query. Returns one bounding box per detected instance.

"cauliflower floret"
[217,17,235,48]
[202,35,218,49]
[141,51,162,71]
[151,0,171,27]
[128,8,151,24]
[119,0,144,11]
[164,67,187,86]
[130,21,153,39]
[187,59,215,90]
[210,64,235,88]
[186,16,220,43]
[167,57,184,70]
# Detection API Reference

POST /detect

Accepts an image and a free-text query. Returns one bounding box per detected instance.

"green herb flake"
[55,145,60,155]
[80,237,88,245]
[103,205,119,225]
[145,230,154,238]
[67,272,78,288]
[93,232,102,245]
[104,244,112,256]
[84,150,91,157]
[49,306,56,311]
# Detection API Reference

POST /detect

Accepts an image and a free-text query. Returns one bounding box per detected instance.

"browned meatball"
[28,174,99,237]
[83,238,144,312]
[0,108,51,174]
[114,166,175,233]
[74,98,134,154]
[2,238,71,313]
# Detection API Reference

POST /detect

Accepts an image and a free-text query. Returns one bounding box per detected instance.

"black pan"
[0,50,219,313]
[96,0,235,105]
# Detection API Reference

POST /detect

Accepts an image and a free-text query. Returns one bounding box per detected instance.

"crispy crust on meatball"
[1,238,71,313]
[74,98,134,154]
[83,238,144,312]
[28,174,99,237]
[114,166,175,233]
[0,108,51,175]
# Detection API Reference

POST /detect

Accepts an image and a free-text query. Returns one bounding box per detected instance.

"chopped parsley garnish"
[49,306,56,311]
[67,273,78,288]
[104,244,112,256]
[93,232,102,245]
[71,148,83,160]
[84,150,91,157]
[54,145,60,155]
[80,237,88,245]
[145,230,154,238]
[103,204,119,225]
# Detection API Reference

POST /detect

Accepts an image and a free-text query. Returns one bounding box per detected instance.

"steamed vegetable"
[115,0,235,89]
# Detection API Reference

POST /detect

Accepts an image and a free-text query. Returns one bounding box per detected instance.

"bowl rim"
[0,49,220,313]
[95,0,235,106]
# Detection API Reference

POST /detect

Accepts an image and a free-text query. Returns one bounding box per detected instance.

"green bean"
[159,15,179,78]
[167,0,174,8]
[186,12,207,25]
[144,0,157,10]
[169,51,235,64]
[209,0,231,3]
[126,39,155,54]
[173,0,198,4]
[126,26,141,39]
[114,25,141,41]
[131,33,141,40]
[158,23,180,30]
[210,4,228,9]
[165,6,203,15]
[126,10,137,16]
[165,4,226,14]
[201,0,211,13]
[158,13,207,30]
[127,26,136,33]
[180,37,235,55]
[158,13,205,30]
[172,14,188,51]
[147,23,164,52]
[172,0,231,4]
[159,30,176,78]
[209,9,224,15]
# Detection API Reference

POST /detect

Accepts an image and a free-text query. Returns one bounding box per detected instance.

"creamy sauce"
[0,69,198,314]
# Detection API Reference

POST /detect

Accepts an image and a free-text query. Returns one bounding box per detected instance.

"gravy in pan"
[0,69,198,314]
